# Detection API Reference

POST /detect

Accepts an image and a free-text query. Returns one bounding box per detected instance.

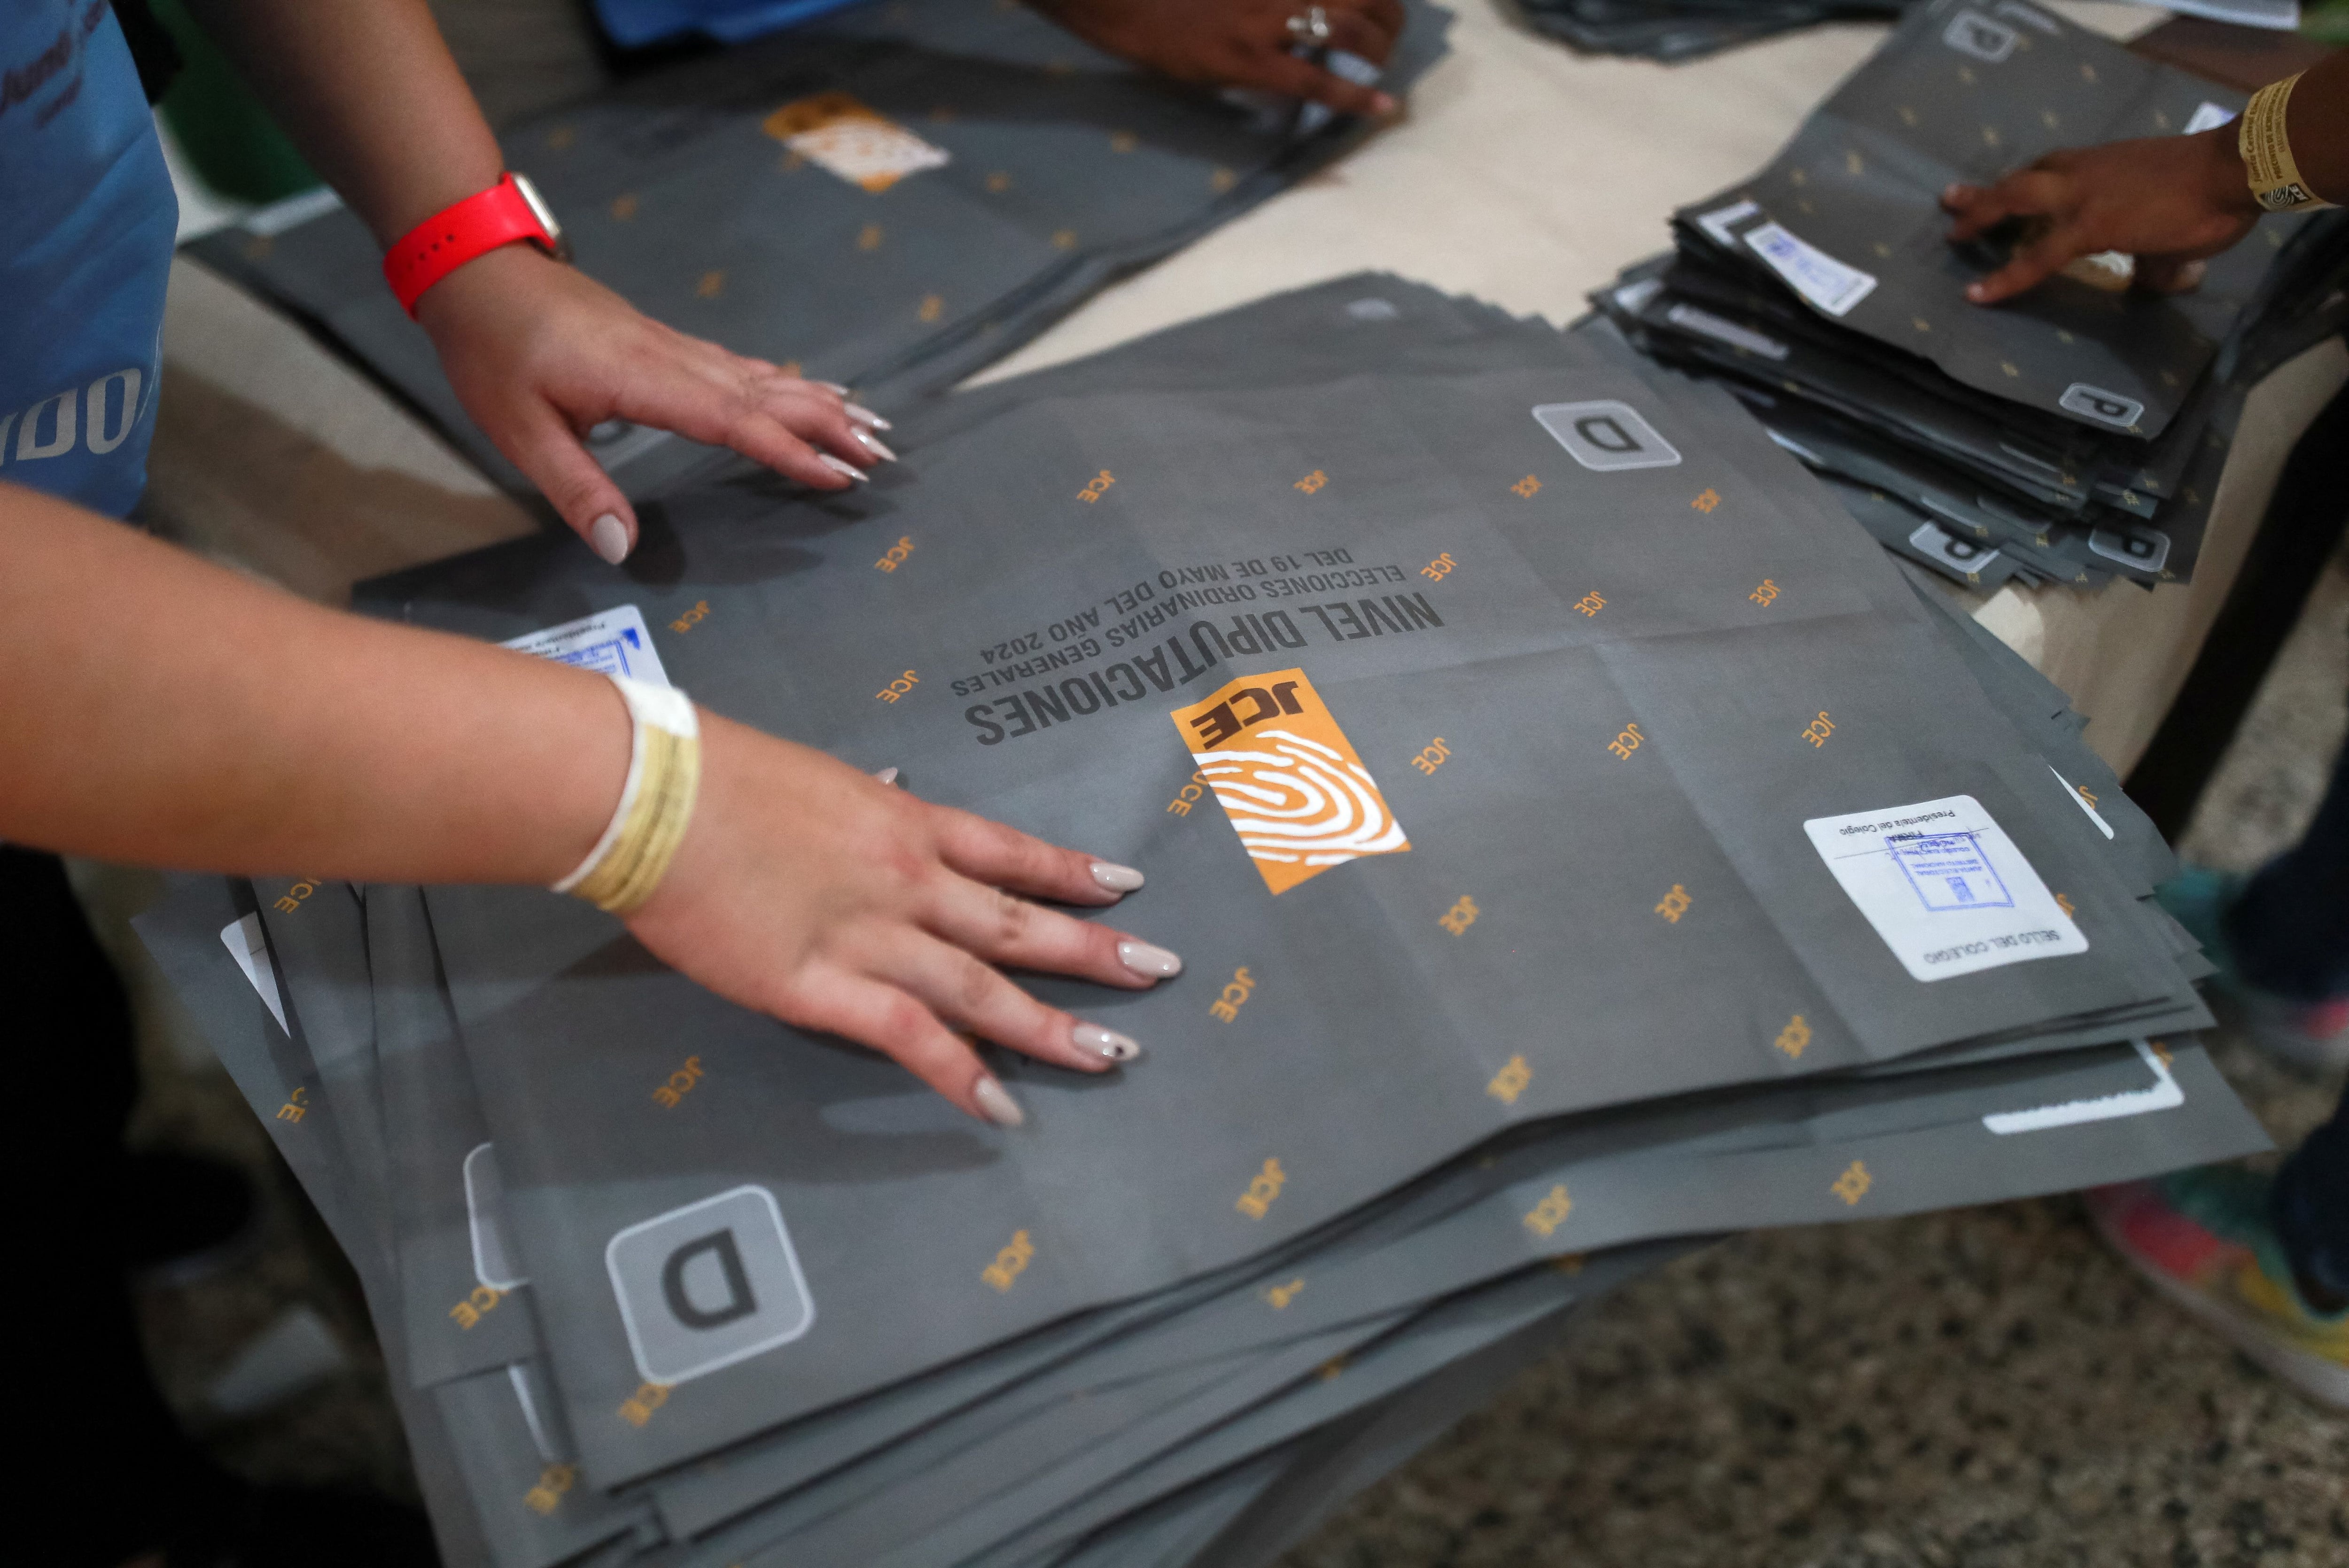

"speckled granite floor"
[110,551,2348,1564]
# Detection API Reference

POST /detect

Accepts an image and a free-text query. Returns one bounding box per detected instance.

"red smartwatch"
[382,171,571,317]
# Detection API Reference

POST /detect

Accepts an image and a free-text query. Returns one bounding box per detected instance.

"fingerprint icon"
[1172,669,1410,894]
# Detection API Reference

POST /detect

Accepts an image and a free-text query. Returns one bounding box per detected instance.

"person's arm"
[179,0,888,564]
[1942,49,2348,304]
[1,485,1174,1121]
[1028,0,1404,118]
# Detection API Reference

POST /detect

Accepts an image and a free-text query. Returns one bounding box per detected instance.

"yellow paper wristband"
[553,675,701,916]
[2240,73,2334,214]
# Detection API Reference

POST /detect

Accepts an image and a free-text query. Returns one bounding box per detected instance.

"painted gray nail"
[1073,1023,1141,1063]
[1118,939,1183,979]
[588,512,630,565]
[854,428,899,463]
[845,403,893,430]
[816,380,852,395]
[1090,862,1145,893]
[973,1077,1026,1128]
[817,453,870,483]
[872,766,900,786]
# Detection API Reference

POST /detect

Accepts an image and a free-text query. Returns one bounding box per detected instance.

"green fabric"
[148,0,317,204]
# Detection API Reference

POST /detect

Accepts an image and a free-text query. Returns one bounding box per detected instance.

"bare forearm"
[183,0,502,242]
[1,486,622,885]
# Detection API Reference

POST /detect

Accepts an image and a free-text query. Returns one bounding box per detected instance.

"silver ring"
[1285,5,1332,44]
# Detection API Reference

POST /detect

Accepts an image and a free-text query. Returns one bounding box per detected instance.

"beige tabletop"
[150,0,2346,774]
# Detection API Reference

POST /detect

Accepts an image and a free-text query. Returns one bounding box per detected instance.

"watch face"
[510,171,570,258]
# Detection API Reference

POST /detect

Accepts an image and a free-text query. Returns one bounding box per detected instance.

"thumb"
[503,402,641,565]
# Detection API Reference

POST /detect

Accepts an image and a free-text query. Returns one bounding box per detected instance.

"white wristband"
[553,674,700,896]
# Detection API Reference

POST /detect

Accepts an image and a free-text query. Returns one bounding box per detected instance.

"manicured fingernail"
[817,380,852,394]
[1371,92,1399,115]
[589,512,630,564]
[873,766,899,786]
[1966,283,1989,302]
[855,428,899,462]
[1118,939,1182,979]
[817,453,870,483]
[1090,862,1145,893]
[1073,1023,1141,1063]
[845,403,892,430]
[973,1077,1025,1127]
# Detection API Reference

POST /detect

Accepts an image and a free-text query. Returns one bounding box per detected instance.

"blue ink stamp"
[501,605,671,690]
[1888,831,2014,912]
[551,625,649,680]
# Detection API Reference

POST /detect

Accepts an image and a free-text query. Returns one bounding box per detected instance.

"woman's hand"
[414,246,896,564]
[624,714,1182,1126]
[1941,128,2261,304]
[1031,0,1404,117]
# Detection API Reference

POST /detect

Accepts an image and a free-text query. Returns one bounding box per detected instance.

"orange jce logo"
[1170,668,1410,895]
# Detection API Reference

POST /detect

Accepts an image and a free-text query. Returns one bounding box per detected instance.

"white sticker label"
[775,106,949,192]
[2184,101,2236,136]
[1983,1040,2180,1133]
[502,605,670,689]
[1804,794,2086,981]
[2058,383,2145,428]
[1743,221,1878,317]
[1906,520,2001,575]
[1696,198,1760,248]
[219,914,289,1035]
[1943,9,2020,61]
[1666,303,1789,360]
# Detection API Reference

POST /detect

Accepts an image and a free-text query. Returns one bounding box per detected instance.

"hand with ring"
[1028,0,1406,119]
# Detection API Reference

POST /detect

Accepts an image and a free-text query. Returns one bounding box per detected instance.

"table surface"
[152,0,2346,774]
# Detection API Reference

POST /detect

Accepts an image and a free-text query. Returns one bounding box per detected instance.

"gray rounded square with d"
[605,1185,815,1386]
[1532,400,1682,471]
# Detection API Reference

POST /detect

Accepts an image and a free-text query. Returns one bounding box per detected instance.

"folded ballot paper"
[183,0,1449,503]
[1594,0,2349,590]
[139,275,2262,1568]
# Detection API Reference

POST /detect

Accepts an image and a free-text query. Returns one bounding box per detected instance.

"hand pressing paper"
[1805,794,2087,981]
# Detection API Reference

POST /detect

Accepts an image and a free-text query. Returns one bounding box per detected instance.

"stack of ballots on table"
[138,273,2266,1568]
[1591,0,2349,593]
[182,0,1448,504]
[1516,0,1910,62]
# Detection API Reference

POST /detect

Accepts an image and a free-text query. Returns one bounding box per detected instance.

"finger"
[787,967,1026,1125]
[756,383,895,467]
[610,375,865,489]
[1941,170,2068,241]
[1357,0,1408,50]
[2135,254,2209,294]
[1968,225,2083,304]
[876,928,1139,1073]
[1252,49,1396,117]
[927,803,1152,910]
[498,400,639,564]
[1323,7,1397,64]
[923,874,1167,990]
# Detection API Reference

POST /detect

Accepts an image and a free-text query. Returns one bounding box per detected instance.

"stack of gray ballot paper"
[183,0,1449,502]
[140,273,2265,1568]
[1593,0,2349,592]
[1517,0,1911,63]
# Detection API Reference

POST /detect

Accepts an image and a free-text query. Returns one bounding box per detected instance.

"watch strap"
[382,173,560,316]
